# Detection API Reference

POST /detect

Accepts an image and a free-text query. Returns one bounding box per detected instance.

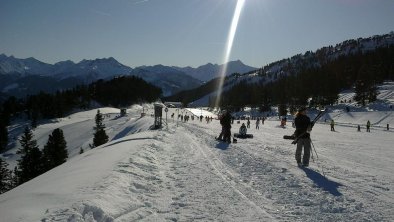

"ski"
[290,109,326,144]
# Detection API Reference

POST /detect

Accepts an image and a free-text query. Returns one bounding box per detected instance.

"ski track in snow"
[2,104,393,221]
[47,119,391,221]
[180,122,388,222]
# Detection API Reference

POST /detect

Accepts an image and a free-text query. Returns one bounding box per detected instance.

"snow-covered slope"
[1,101,393,221]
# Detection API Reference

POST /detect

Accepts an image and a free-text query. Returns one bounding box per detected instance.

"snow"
[1,85,394,221]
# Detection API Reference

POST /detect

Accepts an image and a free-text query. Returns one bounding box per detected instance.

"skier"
[330,119,335,131]
[294,107,313,167]
[357,125,361,132]
[366,120,371,132]
[247,118,250,128]
[280,117,286,127]
[217,112,225,141]
[256,118,260,129]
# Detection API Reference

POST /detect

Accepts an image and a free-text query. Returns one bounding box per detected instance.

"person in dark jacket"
[221,110,232,143]
[239,123,247,135]
[294,107,312,167]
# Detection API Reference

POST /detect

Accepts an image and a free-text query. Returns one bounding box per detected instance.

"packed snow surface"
[1,104,393,221]
[1,83,394,221]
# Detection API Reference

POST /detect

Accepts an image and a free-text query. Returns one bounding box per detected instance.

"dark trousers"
[295,138,311,164]
[223,127,231,142]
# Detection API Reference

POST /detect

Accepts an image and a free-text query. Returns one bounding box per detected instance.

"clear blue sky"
[1,0,393,68]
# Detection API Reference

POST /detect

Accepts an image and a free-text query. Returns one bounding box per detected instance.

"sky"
[1,0,394,68]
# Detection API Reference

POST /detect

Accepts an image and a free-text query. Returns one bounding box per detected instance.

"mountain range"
[166,32,394,106]
[0,55,257,98]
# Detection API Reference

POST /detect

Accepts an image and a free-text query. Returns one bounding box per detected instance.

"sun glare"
[215,0,245,108]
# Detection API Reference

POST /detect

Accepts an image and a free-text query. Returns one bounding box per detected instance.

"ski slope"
[1,104,393,221]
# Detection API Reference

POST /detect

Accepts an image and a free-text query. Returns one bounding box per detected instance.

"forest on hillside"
[0,76,162,152]
[167,45,394,113]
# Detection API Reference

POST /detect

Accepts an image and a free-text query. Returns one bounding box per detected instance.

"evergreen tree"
[354,80,368,106]
[0,114,8,152]
[0,158,13,194]
[16,127,43,184]
[12,167,19,188]
[42,128,68,171]
[367,84,378,103]
[92,110,108,147]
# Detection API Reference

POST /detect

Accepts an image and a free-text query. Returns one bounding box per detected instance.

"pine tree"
[12,167,19,187]
[92,110,108,147]
[42,128,68,171]
[16,127,43,184]
[367,84,378,103]
[0,119,8,152]
[354,80,368,106]
[0,158,13,194]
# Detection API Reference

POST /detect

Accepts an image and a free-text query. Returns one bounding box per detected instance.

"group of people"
[331,119,373,132]
[216,107,387,168]
[217,107,313,166]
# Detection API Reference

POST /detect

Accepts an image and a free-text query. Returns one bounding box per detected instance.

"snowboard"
[283,135,295,140]
[234,133,253,138]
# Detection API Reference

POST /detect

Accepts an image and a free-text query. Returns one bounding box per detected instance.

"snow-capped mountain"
[257,32,394,80]
[174,60,257,82]
[132,65,203,96]
[0,54,53,76]
[0,54,257,98]
[0,56,205,97]
[53,57,133,81]
[185,32,394,106]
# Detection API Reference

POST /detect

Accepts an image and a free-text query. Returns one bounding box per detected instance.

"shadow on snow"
[215,142,230,150]
[301,167,343,196]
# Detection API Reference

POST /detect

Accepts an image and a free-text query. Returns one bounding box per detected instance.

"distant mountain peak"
[175,60,257,81]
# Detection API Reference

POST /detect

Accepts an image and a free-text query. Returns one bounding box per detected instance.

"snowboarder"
[239,123,247,136]
[294,107,313,167]
[330,119,335,131]
[366,120,371,132]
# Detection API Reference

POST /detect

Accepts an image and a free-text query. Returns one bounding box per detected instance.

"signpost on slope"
[165,107,168,129]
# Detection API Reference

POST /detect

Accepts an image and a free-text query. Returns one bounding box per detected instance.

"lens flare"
[215,0,245,108]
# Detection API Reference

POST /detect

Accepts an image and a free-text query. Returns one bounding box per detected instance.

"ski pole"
[310,139,326,178]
